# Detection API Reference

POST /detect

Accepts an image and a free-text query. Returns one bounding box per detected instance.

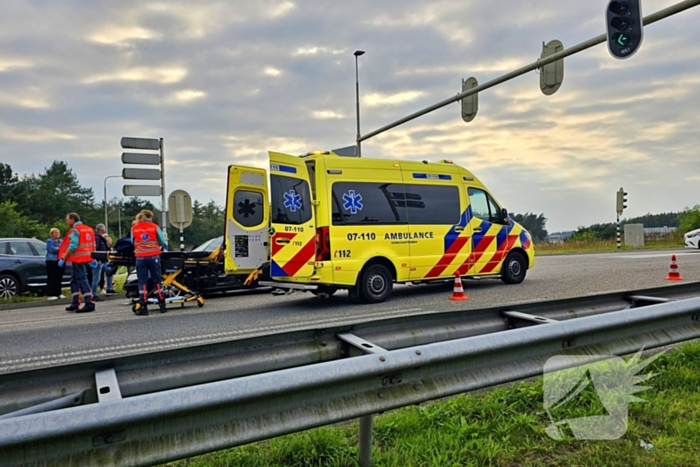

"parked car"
[684,229,700,249]
[0,238,72,299]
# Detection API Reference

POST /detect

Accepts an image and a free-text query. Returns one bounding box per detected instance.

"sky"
[0,0,699,232]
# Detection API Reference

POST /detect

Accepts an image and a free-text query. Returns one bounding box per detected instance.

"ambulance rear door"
[269,151,316,279]
[224,165,269,274]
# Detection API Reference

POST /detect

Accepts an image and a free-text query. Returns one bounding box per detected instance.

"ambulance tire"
[358,264,393,303]
[501,251,527,285]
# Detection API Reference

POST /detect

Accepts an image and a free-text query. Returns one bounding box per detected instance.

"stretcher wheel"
[132,303,141,313]
[197,299,204,308]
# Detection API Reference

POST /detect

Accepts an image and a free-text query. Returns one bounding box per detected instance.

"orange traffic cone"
[450,272,469,301]
[666,255,684,281]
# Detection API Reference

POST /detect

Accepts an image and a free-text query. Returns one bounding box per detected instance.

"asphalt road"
[2,249,700,373]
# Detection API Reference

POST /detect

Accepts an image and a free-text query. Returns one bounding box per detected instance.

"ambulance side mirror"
[501,208,509,224]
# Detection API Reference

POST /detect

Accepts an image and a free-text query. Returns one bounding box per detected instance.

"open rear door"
[269,151,316,279]
[224,165,269,275]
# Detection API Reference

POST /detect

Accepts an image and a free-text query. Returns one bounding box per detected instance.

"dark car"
[0,238,72,299]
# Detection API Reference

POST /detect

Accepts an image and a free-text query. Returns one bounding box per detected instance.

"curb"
[0,294,127,312]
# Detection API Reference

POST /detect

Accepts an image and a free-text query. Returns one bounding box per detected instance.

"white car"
[684,228,700,249]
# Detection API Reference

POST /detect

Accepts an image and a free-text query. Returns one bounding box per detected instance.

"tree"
[510,212,548,242]
[677,205,700,233]
[0,201,50,239]
[0,163,18,203]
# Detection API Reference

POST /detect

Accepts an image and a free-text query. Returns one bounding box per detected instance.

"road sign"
[120,137,161,150]
[123,185,161,197]
[122,168,161,180]
[168,190,193,228]
[540,40,564,96]
[121,152,160,165]
[460,77,478,123]
[606,0,644,60]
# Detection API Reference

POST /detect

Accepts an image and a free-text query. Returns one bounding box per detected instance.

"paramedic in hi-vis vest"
[58,212,97,313]
[131,209,168,315]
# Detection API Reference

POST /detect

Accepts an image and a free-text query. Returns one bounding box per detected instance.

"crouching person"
[131,210,168,316]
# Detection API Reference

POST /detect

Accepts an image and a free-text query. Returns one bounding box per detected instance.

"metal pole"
[355,54,362,157]
[103,175,121,236]
[359,0,700,142]
[617,214,621,249]
[179,225,184,251]
[117,206,122,239]
[160,137,168,243]
[359,414,373,467]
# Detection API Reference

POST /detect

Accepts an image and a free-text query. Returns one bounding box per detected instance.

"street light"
[354,50,365,157]
[103,175,122,236]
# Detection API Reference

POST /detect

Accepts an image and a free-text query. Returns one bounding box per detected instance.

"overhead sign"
[120,137,161,151]
[122,168,161,180]
[121,152,160,165]
[168,189,193,228]
[122,185,162,197]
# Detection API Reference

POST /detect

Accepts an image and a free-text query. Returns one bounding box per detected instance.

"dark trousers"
[69,262,93,307]
[45,260,63,297]
[136,255,163,304]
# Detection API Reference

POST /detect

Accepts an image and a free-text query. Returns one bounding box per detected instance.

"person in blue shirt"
[45,228,65,300]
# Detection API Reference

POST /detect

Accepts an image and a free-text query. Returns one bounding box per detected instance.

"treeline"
[571,211,690,242]
[0,161,224,247]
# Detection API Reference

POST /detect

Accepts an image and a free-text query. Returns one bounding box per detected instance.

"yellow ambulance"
[224,150,535,303]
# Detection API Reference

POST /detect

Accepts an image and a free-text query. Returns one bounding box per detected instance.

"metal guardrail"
[1,283,700,466]
[2,282,699,419]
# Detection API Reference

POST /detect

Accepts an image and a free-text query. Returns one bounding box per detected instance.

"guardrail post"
[337,333,387,467]
[359,414,373,467]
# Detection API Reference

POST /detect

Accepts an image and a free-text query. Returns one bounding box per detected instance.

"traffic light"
[616,187,628,214]
[606,0,644,60]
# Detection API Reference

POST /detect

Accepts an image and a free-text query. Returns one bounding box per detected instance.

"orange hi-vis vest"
[59,223,96,263]
[133,221,162,257]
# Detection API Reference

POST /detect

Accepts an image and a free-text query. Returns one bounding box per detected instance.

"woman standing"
[46,228,65,300]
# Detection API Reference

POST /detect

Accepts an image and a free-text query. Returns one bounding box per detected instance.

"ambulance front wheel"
[501,251,527,285]
[358,263,393,304]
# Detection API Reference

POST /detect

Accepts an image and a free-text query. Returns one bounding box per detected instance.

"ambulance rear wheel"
[358,264,393,304]
[501,251,527,285]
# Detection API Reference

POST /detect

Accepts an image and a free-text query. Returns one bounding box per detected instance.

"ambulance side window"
[332,182,407,225]
[403,184,460,225]
[467,187,503,224]
[233,190,264,227]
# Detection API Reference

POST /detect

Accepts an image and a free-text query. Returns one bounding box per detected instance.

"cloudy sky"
[1,0,699,232]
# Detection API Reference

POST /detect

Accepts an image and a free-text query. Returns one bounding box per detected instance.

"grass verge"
[165,342,700,467]
[536,238,684,255]
[0,272,127,304]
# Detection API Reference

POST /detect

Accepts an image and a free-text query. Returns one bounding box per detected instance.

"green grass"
[164,342,700,467]
[537,237,683,255]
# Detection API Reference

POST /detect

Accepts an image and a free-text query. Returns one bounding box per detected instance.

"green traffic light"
[613,32,630,47]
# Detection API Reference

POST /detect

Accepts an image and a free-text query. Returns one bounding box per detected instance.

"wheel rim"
[0,277,18,299]
[367,273,386,296]
[508,259,522,277]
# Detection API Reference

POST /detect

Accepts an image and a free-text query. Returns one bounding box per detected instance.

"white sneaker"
[271,288,286,296]
[47,296,59,301]
[100,289,107,295]
[59,294,66,299]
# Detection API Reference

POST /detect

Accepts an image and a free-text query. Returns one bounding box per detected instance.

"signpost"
[168,190,193,251]
[120,137,167,240]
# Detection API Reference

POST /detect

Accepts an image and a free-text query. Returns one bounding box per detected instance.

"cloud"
[0,125,76,142]
[0,58,33,72]
[83,66,188,84]
[89,26,158,45]
[262,66,282,77]
[171,89,207,102]
[364,91,426,107]
[312,110,345,119]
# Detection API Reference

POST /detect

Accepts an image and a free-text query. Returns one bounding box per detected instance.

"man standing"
[131,210,168,316]
[58,212,97,313]
[91,223,109,301]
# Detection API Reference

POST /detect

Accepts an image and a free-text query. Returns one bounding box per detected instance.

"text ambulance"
[224,150,535,303]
